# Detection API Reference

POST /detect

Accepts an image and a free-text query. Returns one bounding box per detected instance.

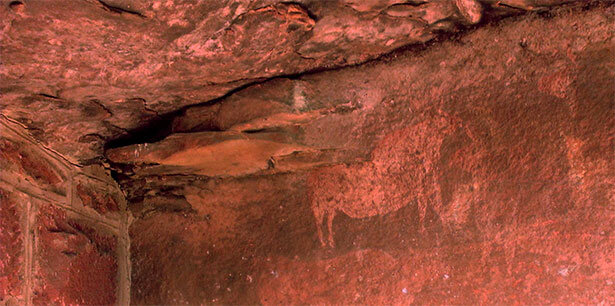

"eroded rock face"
[108,4,613,305]
[1,0,614,304]
[0,188,24,304]
[1,0,593,162]
[0,118,130,305]
[33,204,119,305]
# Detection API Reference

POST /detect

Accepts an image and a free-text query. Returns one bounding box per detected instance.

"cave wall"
[0,0,613,305]
[113,5,614,305]
[0,116,130,305]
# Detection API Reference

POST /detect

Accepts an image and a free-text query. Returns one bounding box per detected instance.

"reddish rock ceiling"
[1,0,600,163]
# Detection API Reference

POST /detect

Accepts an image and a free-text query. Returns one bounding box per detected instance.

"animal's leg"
[313,205,326,247]
[327,209,337,248]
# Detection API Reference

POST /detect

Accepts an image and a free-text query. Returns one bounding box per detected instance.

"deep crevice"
[100,24,509,151]
[280,1,319,21]
[61,250,78,257]
[48,227,77,235]
[8,1,24,11]
[104,110,177,149]
[102,0,610,153]
[97,0,145,18]
[496,3,530,11]
[103,80,265,150]
[243,128,270,134]
[88,99,113,117]
[37,93,61,100]
[388,1,428,9]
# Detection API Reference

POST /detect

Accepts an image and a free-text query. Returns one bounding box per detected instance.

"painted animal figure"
[308,114,456,247]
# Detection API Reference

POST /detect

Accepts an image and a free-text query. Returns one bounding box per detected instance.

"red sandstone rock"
[0,119,126,305]
[1,0,589,162]
[129,174,318,304]
[73,175,124,216]
[75,182,119,214]
[0,137,64,193]
[258,216,615,305]
[258,249,407,305]
[0,0,614,304]
[32,204,118,305]
[0,188,25,305]
[122,5,615,304]
[107,129,348,177]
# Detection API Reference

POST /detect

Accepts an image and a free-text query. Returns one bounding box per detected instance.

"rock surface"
[0,118,130,305]
[0,0,596,162]
[117,3,613,305]
[1,0,614,305]
[0,187,25,305]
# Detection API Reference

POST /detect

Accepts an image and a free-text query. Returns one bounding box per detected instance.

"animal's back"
[309,115,455,220]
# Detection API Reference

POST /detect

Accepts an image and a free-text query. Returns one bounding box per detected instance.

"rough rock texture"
[0,118,130,305]
[33,204,119,305]
[0,187,25,305]
[1,0,596,162]
[1,0,614,305]
[110,3,615,305]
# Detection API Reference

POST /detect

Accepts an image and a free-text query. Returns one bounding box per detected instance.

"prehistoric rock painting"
[2,1,613,304]
[308,112,457,247]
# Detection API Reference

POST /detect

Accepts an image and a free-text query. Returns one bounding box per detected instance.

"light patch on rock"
[293,81,308,111]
